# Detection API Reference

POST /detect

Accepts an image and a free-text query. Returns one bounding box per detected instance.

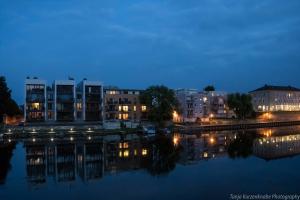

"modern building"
[77,80,103,121]
[24,78,47,122]
[205,91,229,118]
[250,85,300,112]
[175,89,205,122]
[24,78,104,123]
[104,87,147,125]
[175,89,232,122]
[54,80,76,121]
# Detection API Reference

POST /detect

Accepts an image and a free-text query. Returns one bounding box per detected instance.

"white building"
[250,85,300,112]
[175,89,206,122]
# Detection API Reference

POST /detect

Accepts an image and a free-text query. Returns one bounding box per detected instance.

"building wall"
[104,89,147,123]
[251,90,300,112]
[24,78,47,122]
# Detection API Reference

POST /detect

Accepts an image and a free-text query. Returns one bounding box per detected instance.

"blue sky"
[1,0,300,103]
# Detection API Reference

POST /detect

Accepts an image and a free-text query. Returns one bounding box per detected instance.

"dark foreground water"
[1,127,300,200]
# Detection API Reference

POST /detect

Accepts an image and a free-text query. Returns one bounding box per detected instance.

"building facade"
[24,78,47,122]
[24,78,103,123]
[104,88,147,124]
[54,80,76,121]
[250,85,300,112]
[175,89,230,122]
[175,89,205,122]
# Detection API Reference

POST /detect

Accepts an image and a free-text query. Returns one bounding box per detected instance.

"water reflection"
[0,141,16,184]
[1,127,300,187]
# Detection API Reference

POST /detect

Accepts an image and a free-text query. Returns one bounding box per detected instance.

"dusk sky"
[1,0,300,104]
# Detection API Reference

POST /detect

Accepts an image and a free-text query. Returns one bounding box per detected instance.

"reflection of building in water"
[253,134,300,160]
[177,132,235,165]
[24,136,150,185]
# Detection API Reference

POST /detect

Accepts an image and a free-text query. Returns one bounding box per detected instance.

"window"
[142,105,147,112]
[133,106,136,111]
[123,106,128,112]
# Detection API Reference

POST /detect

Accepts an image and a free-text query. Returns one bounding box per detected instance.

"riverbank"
[175,120,300,133]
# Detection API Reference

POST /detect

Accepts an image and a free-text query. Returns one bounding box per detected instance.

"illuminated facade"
[250,85,300,112]
[175,89,230,122]
[104,87,147,123]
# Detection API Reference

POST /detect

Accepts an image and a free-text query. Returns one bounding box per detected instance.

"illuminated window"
[133,106,136,111]
[76,103,82,110]
[119,151,122,157]
[123,142,129,148]
[142,149,148,156]
[123,114,128,120]
[142,106,147,112]
[124,150,129,157]
[118,114,122,120]
[32,103,40,109]
[123,106,128,112]
[118,106,122,111]
[134,149,137,156]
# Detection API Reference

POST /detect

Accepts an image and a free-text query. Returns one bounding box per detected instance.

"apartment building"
[175,89,206,122]
[250,85,300,112]
[24,78,103,123]
[175,89,231,122]
[24,78,47,122]
[77,80,103,121]
[54,80,76,121]
[104,87,147,124]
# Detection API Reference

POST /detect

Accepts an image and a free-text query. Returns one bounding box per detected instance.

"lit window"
[133,106,136,111]
[142,149,148,156]
[32,103,40,109]
[124,150,129,157]
[142,106,147,112]
[119,151,122,157]
[123,114,128,120]
[123,106,128,112]
[118,114,122,120]
[118,106,122,111]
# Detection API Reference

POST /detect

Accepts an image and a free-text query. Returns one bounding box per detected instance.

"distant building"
[175,89,205,122]
[205,91,229,118]
[175,89,230,122]
[104,88,147,125]
[24,78,47,122]
[250,85,300,112]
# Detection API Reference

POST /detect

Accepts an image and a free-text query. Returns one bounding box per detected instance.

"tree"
[227,131,256,159]
[227,93,254,119]
[204,85,215,92]
[0,76,21,122]
[140,85,180,127]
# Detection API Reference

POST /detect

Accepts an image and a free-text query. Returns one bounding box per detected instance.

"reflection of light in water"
[49,128,55,133]
[69,128,76,133]
[86,128,94,133]
[50,138,54,142]
[70,137,74,141]
[32,138,36,142]
[262,129,272,137]
[30,129,37,134]
[209,137,215,144]
[88,136,92,140]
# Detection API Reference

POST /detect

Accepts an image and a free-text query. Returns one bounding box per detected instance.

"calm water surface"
[1,126,300,200]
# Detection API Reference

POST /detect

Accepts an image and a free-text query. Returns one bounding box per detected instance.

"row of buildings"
[24,78,147,125]
[24,77,300,124]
